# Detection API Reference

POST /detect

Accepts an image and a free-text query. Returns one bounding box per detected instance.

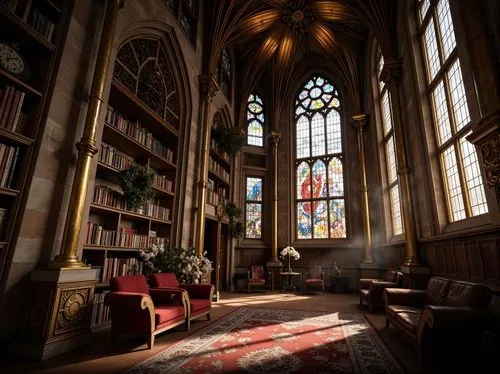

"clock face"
[0,43,25,75]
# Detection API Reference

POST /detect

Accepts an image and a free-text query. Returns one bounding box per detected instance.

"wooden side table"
[280,272,301,292]
[330,275,349,293]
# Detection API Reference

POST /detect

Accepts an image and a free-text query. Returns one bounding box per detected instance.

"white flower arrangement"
[280,246,300,271]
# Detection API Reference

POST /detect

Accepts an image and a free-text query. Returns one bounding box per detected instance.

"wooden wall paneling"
[425,245,437,274]
[465,240,484,280]
[453,241,470,279]
[435,244,446,275]
[479,239,499,281]
[444,243,457,276]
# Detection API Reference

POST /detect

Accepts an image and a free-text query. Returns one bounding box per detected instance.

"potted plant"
[225,202,244,238]
[211,126,246,157]
[120,164,155,211]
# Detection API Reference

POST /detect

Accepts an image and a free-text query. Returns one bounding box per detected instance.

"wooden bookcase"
[208,122,230,208]
[83,36,181,328]
[0,0,72,281]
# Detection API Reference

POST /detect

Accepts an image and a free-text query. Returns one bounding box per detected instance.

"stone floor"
[0,291,487,373]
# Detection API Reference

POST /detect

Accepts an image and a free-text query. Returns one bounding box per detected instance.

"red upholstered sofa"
[384,276,492,363]
[104,275,189,349]
[150,273,214,321]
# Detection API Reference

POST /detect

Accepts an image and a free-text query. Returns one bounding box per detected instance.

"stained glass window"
[163,1,198,45]
[295,76,346,239]
[375,47,403,237]
[247,94,264,146]
[218,49,231,99]
[245,177,263,239]
[417,0,488,221]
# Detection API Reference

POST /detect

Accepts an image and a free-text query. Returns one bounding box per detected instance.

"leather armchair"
[359,270,402,311]
[104,274,189,349]
[384,277,492,363]
[150,272,214,321]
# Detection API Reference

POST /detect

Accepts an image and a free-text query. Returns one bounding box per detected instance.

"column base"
[9,267,97,361]
[399,265,431,289]
[266,259,282,291]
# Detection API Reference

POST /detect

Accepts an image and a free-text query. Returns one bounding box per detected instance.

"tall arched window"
[417,0,488,221]
[374,47,404,237]
[247,94,264,146]
[295,76,346,239]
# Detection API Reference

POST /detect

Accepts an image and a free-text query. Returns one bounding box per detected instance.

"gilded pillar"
[50,0,124,268]
[195,74,219,256]
[214,203,225,301]
[457,0,500,196]
[352,114,373,264]
[381,59,420,266]
[269,131,282,261]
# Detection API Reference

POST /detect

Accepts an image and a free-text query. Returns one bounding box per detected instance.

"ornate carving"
[268,131,282,147]
[199,73,219,102]
[282,0,315,33]
[352,114,368,132]
[113,62,136,92]
[55,288,91,335]
[380,59,402,87]
[480,132,500,188]
[116,41,138,75]
[137,60,166,117]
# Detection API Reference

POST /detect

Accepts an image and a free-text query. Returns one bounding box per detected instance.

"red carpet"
[124,307,404,373]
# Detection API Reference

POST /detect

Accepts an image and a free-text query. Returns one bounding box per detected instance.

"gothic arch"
[114,21,192,246]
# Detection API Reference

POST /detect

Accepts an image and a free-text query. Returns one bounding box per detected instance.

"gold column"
[352,114,373,263]
[214,203,225,301]
[381,59,420,267]
[195,74,219,256]
[50,0,124,268]
[269,131,282,261]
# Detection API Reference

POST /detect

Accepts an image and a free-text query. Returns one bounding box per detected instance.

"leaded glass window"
[245,176,263,239]
[247,94,264,146]
[295,76,346,239]
[417,0,488,221]
[375,47,404,237]
[163,0,198,45]
[218,49,231,99]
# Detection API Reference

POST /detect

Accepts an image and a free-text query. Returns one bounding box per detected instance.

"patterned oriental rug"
[125,307,404,374]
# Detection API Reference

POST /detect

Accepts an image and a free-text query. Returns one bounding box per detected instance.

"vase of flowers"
[280,246,300,272]
[138,245,212,284]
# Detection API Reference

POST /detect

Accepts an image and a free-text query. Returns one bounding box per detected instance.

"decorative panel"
[444,244,456,275]
[454,242,470,278]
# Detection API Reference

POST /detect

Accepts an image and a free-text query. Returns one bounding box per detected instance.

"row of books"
[209,156,230,183]
[0,85,27,133]
[90,291,110,327]
[119,228,149,248]
[0,143,20,188]
[152,173,174,193]
[105,106,174,162]
[99,143,134,171]
[0,207,7,238]
[84,222,116,246]
[92,185,171,221]
[207,189,227,206]
[210,138,230,163]
[28,6,56,42]
[100,256,142,283]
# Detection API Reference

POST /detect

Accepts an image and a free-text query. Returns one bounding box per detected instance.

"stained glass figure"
[295,75,346,239]
[247,94,264,146]
[245,177,263,239]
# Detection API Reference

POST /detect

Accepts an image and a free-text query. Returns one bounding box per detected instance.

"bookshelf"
[207,114,231,208]
[83,37,181,329]
[0,0,72,280]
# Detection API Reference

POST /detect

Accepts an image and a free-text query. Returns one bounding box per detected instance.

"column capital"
[352,114,368,132]
[199,73,219,102]
[117,0,126,9]
[216,202,225,222]
[380,58,402,87]
[268,131,282,147]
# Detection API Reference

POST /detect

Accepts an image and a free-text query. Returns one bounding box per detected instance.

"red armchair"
[104,275,189,349]
[248,265,273,292]
[150,273,214,322]
[304,266,325,295]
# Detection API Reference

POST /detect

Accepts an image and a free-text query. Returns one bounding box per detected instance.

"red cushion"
[251,266,264,280]
[190,299,211,313]
[305,279,323,283]
[249,279,266,284]
[151,273,179,288]
[155,305,185,326]
[111,275,149,294]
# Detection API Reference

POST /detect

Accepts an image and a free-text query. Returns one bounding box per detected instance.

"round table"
[280,272,302,292]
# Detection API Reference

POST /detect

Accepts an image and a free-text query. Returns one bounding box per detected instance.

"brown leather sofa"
[384,276,492,363]
[359,270,402,311]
